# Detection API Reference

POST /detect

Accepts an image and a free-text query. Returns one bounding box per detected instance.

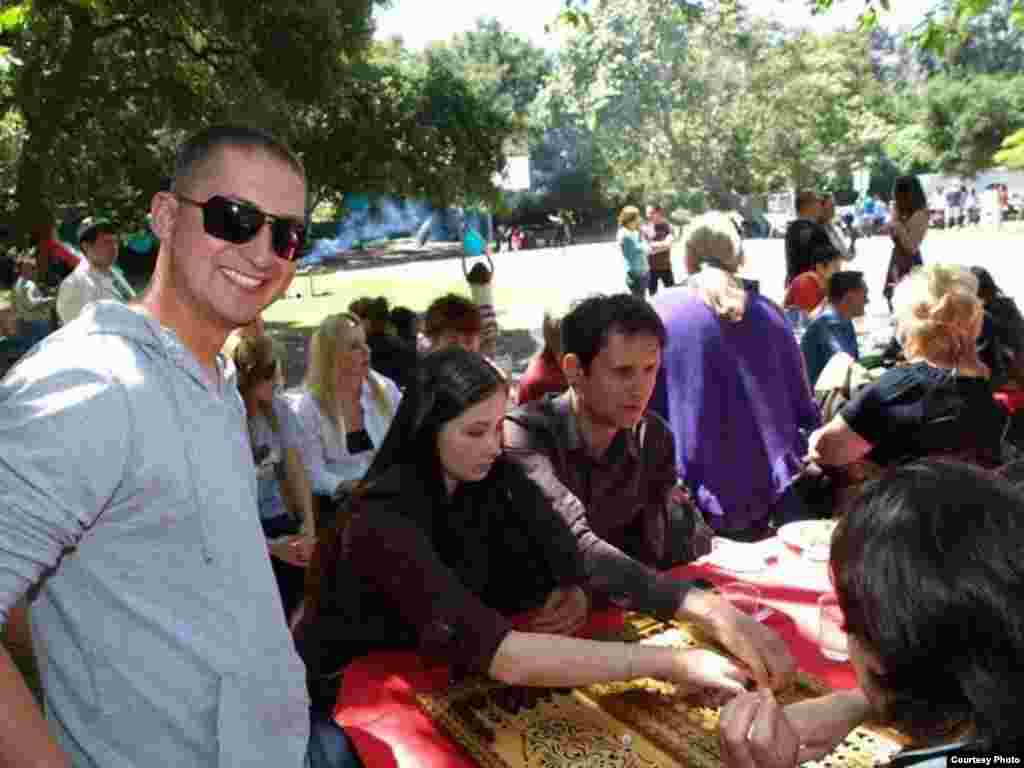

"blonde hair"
[305,312,393,433]
[892,264,982,367]
[618,206,641,228]
[232,334,280,433]
[682,212,748,322]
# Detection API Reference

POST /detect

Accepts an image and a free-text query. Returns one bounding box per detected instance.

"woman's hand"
[719,690,801,768]
[520,587,589,636]
[669,648,750,701]
[681,590,796,691]
[719,689,871,768]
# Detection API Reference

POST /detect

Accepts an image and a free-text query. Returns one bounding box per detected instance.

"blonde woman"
[810,264,1008,470]
[617,206,650,298]
[233,334,315,619]
[292,313,401,503]
[652,212,820,540]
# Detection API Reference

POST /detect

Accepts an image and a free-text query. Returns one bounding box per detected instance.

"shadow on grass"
[302,241,465,274]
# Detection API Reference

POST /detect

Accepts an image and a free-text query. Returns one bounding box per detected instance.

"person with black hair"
[297,347,750,713]
[883,175,929,307]
[719,459,1024,768]
[784,191,832,287]
[56,215,136,325]
[782,244,842,317]
[506,291,796,692]
[348,296,417,390]
[642,205,675,295]
[799,271,868,388]
[970,266,1024,390]
[388,306,419,346]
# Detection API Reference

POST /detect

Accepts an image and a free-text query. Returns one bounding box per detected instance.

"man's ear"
[149,191,178,242]
[562,353,582,385]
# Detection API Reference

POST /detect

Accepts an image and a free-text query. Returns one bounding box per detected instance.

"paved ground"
[273,229,1024,388]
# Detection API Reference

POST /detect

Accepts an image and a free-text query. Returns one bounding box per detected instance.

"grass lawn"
[264,270,471,331]
[263,264,570,333]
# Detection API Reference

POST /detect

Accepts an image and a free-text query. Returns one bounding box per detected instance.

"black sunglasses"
[176,194,307,262]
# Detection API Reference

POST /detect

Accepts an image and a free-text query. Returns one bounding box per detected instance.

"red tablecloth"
[334,537,856,768]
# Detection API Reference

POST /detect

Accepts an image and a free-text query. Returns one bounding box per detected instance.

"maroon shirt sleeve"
[344,507,513,673]
[503,418,694,621]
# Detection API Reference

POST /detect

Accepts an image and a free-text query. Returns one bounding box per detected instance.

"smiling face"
[436,389,507,492]
[567,331,661,430]
[150,145,305,337]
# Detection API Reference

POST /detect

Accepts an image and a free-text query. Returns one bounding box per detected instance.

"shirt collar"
[555,391,642,461]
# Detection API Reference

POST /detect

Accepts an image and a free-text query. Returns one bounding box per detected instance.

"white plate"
[777,520,837,561]
[702,539,773,572]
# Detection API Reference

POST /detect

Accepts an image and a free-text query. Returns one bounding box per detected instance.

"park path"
[277,230,1024,388]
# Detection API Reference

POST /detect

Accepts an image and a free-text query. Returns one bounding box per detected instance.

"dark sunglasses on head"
[176,194,307,262]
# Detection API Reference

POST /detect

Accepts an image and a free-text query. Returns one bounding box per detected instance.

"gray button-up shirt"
[0,301,309,767]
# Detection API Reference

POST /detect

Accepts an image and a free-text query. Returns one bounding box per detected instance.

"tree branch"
[164,33,239,66]
[95,16,139,40]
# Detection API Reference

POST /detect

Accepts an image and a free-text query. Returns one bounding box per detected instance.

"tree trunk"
[12,8,99,280]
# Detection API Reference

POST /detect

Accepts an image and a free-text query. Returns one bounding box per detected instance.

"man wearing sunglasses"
[0,126,357,768]
[56,215,137,325]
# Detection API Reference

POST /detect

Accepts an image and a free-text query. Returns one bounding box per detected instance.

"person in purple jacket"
[652,212,820,540]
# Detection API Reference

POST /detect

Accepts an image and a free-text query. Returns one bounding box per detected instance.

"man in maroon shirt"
[505,294,795,690]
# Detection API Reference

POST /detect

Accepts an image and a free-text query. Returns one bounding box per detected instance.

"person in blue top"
[799,271,868,388]
[617,206,650,298]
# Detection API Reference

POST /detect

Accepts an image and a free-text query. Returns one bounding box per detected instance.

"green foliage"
[807,0,1024,57]
[290,50,512,210]
[427,18,553,119]
[1,0,518,243]
[909,73,1024,175]
[542,0,885,216]
[994,127,1024,168]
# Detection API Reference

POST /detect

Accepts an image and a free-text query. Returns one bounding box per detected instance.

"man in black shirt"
[785,190,833,287]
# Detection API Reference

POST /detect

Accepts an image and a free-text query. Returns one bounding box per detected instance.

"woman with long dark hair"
[883,175,929,307]
[297,347,749,712]
[719,459,1024,767]
[970,266,1024,390]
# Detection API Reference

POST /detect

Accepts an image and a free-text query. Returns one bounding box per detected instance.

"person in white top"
[12,252,55,346]
[291,312,401,503]
[817,193,852,261]
[56,215,136,324]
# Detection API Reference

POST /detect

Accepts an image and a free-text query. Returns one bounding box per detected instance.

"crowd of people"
[1,124,1023,768]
